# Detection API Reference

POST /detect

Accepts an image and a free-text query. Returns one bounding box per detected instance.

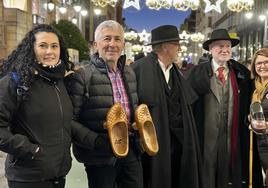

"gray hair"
[94,20,124,41]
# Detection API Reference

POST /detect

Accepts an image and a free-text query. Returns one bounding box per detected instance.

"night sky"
[123,2,191,32]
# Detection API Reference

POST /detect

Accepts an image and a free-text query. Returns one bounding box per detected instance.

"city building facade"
[0,0,122,61]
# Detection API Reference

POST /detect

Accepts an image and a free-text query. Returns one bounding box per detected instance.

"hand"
[94,134,112,153]
[250,119,267,134]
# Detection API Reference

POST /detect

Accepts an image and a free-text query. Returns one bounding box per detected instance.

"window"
[3,0,27,11]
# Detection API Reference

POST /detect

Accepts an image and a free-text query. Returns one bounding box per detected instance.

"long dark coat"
[132,53,202,188]
[186,59,263,188]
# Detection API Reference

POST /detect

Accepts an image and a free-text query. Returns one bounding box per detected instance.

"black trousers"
[8,177,65,188]
[85,147,143,188]
[171,133,183,188]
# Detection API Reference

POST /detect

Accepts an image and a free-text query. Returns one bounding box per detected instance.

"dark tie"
[168,68,173,89]
[217,67,226,86]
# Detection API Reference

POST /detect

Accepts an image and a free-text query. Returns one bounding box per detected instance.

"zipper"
[54,82,66,175]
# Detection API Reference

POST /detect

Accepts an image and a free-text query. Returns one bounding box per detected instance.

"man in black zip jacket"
[68,20,142,188]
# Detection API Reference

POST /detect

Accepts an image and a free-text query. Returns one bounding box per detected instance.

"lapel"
[207,60,221,103]
[210,75,221,103]
[137,53,162,105]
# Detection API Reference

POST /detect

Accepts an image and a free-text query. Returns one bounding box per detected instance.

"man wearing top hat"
[132,25,202,188]
[186,29,263,187]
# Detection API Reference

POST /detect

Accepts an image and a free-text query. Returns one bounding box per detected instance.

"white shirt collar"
[158,59,173,84]
[212,58,228,73]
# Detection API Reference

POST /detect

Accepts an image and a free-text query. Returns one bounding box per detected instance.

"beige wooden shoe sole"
[104,103,129,158]
[133,104,159,156]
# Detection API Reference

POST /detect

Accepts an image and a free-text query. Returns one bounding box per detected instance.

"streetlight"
[94,8,102,16]
[47,0,55,12]
[74,5,82,12]
[59,4,67,14]
[245,12,253,19]
[72,17,78,24]
[80,9,88,16]
[259,14,266,22]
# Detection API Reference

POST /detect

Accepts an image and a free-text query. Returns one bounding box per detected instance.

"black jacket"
[187,59,263,188]
[132,52,202,188]
[0,71,96,182]
[68,54,139,165]
[255,87,268,170]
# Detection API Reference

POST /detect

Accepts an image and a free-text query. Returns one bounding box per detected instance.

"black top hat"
[202,29,240,51]
[147,25,180,45]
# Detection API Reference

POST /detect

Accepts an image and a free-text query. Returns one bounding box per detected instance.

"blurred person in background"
[179,60,194,75]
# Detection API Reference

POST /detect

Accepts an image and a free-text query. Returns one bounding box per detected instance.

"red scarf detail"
[229,68,239,167]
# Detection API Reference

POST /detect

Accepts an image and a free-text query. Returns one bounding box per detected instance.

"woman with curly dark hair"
[0,24,98,188]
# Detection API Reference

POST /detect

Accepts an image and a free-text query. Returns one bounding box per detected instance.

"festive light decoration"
[173,0,189,11]
[123,0,255,12]
[180,45,187,52]
[132,44,143,53]
[203,0,224,13]
[190,32,205,42]
[145,0,200,11]
[125,31,138,41]
[143,46,152,53]
[146,0,172,10]
[138,29,151,43]
[184,0,200,10]
[92,0,118,7]
[179,30,190,41]
[123,0,141,10]
[227,0,254,12]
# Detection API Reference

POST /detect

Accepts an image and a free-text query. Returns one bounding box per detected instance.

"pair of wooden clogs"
[103,103,159,158]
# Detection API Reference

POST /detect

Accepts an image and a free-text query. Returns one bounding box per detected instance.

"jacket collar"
[91,53,126,73]
[204,58,247,81]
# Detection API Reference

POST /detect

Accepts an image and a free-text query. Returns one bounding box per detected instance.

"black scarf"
[33,61,66,81]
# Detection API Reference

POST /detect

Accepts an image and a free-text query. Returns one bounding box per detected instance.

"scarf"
[229,67,239,167]
[33,60,66,81]
[252,77,268,103]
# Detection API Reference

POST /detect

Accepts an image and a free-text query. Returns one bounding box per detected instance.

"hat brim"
[146,37,180,46]
[203,38,240,51]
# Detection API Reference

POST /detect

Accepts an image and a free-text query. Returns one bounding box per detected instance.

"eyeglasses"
[168,42,180,46]
[255,61,268,67]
